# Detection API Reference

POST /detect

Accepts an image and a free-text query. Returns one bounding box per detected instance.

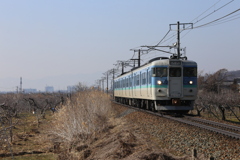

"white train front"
[114,57,197,113]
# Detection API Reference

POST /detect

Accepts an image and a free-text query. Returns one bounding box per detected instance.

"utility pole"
[169,21,193,59]
[101,77,106,92]
[130,50,140,67]
[115,60,127,74]
[138,49,140,67]
[109,68,117,97]
[177,21,180,59]
[103,71,109,94]
[122,62,124,74]
[130,49,148,67]
[106,72,108,94]
[112,69,115,97]
[102,78,104,92]
[20,77,22,93]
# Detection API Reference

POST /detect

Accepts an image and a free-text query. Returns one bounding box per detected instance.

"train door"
[147,69,152,97]
[140,72,142,96]
[125,78,127,96]
[128,76,131,97]
[129,74,133,98]
[136,74,140,97]
[131,73,133,97]
[169,67,183,98]
[134,74,137,97]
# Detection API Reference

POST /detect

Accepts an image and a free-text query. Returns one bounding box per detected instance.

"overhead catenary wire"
[158,1,233,45]
[182,0,237,38]
[193,0,235,25]
[133,1,236,57]
[190,0,223,23]
[193,12,240,28]
[193,8,240,29]
[118,0,239,71]
[155,29,171,46]
[203,15,240,27]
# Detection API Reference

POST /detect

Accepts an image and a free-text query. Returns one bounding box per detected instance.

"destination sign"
[170,61,181,65]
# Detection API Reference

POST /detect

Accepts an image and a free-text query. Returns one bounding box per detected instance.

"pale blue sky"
[0,0,240,91]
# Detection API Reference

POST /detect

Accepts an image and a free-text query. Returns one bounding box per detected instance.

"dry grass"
[50,90,113,143]
[0,111,56,160]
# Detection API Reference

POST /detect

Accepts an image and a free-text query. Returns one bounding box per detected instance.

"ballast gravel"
[116,106,240,160]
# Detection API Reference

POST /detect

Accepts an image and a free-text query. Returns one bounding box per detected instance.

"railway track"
[184,115,240,132]
[114,101,240,140]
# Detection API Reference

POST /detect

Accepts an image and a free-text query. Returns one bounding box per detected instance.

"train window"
[183,67,197,77]
[137,75,140,85]
[170,68,181,77]
[129,78,131,87]
[156,68,167,77]
[135,75,137,86]
[142,73,146,85]
[134,75,136,86]
[144,73,146,84]
[146,72,148,84]
[140,73,142,85]
[152,67,167,77]
[148,71,151,84]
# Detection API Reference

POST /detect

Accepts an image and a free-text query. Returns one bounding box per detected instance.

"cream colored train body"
[114,57,197,113]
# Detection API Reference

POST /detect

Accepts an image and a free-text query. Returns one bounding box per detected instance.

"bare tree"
[202,68,229,93]
[195,89,240,121]
[0,93,23,143]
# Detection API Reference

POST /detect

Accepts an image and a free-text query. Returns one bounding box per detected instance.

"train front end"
[153,59,197,113]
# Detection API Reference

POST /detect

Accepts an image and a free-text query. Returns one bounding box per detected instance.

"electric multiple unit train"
[113,56,197,113]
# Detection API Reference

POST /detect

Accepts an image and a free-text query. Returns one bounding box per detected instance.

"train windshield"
[152,67,167,77]
[169,68,181,77]
[183,67,197,77]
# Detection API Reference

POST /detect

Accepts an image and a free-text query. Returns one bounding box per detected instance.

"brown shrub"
[50,90,113,143]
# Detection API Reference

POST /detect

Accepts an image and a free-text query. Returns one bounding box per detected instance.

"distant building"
[233,78,240,92]
[67,86,76,93]
[23,88,37,94]
[45,86,54,93]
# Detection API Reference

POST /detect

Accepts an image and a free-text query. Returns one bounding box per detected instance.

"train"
[113,55,197,113]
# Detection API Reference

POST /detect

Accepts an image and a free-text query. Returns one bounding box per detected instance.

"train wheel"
[150,101,156,112]
[140,100,144,109]
[139,100,142,108]
[147,100,150,110]
[142,100,147,109]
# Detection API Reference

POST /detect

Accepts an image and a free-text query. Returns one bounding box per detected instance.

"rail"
[113,101,240,139]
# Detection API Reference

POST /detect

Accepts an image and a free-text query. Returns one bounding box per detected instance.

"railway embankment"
[115,103,240,160]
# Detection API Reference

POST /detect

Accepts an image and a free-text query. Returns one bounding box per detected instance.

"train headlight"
[157,80,162,85]
[189,81,193,85]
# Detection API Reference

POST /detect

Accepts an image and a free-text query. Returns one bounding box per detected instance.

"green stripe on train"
[114,85,197,91]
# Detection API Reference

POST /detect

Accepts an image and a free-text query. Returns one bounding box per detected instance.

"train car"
[114,56,197,113]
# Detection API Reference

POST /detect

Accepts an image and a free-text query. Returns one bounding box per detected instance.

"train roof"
[115,57,197,79]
